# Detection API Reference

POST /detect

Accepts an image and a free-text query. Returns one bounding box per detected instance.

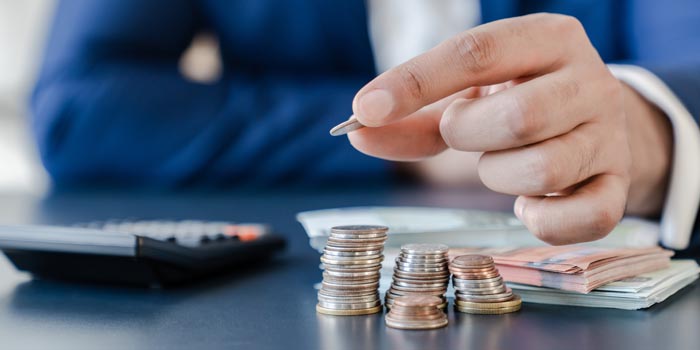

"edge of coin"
[316,304,383,316]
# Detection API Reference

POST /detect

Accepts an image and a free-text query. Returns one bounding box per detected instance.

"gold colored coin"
[455,295,522,309]
[455,304,521,315]
[385,317,448,330]
[316,304,383,316]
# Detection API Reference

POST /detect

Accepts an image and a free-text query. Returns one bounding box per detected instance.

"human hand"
[347,14,672,245]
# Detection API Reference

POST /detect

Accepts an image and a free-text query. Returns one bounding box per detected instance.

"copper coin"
[391,295,443,308]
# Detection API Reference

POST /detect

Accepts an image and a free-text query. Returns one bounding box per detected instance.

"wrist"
[623,83,673,216]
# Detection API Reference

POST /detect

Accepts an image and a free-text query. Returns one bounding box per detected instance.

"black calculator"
[0,220,286,287]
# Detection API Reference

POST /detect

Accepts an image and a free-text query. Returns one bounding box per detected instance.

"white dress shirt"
[367,0,700,249]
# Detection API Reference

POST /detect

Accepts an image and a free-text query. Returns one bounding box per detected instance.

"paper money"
[508,260,699,309]
[449,246,674,293]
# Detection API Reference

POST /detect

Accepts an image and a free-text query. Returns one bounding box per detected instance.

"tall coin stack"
[316,225,389,316]
[450,254,522,314]
[385,295,449,330]
[385,243,450,310]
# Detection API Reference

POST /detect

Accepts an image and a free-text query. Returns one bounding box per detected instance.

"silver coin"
[318,290,379,304]
[455,285,508,295]
[393,268,450,277]
[317,300,382,310]
[385,313,445,323]
[321,280,380,290]
[319,288,379,298]
[326,238,387,246]
[323,243,386,252]
[322,263,383,271]
[397,256,448,264]
[323,249,384,257]
[330,225,389,234]
[385,293,447,309]
[392,275,450,284]
[455,289,513,302]
[329,116,365,136]
[321,256,384,265]
[319,287,379,296]
[387,306,444,316]
[318,292,379,303]
[395,266,449,274]
[385,318,448,330]
[453,276,503,285]
[321,253,384,262]
[392,280,448,289]
[323,269,381,278]
[400,243,449,255]
[390,285,447,294]
[387,288,446,298]
[321,278,380,286]
[395,257,447,266]
[329,231,388,240]
[453,281,506,291]
[399,253,448,260]
[322,272,378,282]
[325,240,387,248]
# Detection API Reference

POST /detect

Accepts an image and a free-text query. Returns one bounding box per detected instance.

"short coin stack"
[450,254,522,314]
[316,225,389,316]
[385,295,449,330]
[385,243,450,310]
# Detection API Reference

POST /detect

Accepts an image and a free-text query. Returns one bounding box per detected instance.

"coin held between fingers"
[330,116,366,136]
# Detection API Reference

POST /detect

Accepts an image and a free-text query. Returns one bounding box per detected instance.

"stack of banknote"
[508,260,699,309]
[449,246,675,293]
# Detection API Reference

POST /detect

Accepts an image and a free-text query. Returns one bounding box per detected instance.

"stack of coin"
[385,243,450,310]
[316,225,389,316]
[385,295,448,330]
[450,254,522,314]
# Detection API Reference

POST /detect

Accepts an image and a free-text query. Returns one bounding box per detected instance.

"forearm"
[32,65,388,186]
[622,83,673,216]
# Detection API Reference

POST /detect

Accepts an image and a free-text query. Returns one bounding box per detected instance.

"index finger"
[352,14,584,127]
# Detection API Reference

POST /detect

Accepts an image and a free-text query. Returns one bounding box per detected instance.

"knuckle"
[527,213,557,243]
[396,60,429,101]
[547,14,585,36]
[440,102,462,149]
[527,151,560,192]
[451,30,500,74]
[552,78,581,106]
[505,95,539,141]
[605,77,625,112]
[573,133,597,182]
[589,207,621,240]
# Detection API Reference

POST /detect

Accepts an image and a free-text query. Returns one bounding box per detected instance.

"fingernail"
[514,199,525,219]
[357,89,394,123]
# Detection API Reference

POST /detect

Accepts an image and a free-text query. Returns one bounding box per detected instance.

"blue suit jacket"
[32,1,700,252]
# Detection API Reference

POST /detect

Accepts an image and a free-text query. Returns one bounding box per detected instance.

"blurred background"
[0,0,53,195]
[0,1,224,195]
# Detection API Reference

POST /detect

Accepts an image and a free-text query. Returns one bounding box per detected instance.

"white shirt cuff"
[609,64,700,249]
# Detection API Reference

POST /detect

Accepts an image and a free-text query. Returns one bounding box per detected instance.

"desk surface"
[0,188,698,350]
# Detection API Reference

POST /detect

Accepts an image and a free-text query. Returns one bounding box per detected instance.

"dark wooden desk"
[0,188,697,350]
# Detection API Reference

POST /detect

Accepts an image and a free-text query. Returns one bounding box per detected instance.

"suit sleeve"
[31,0,388,187]
[621,0,700,254]
[623,0,700,118]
